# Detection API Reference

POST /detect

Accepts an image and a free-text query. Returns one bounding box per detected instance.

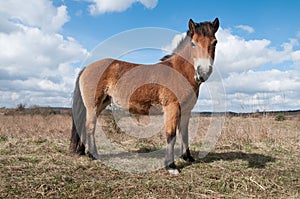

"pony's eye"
[191,41,196,47]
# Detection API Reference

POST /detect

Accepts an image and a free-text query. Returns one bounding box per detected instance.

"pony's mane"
[160,33,190,61]
[160,21,215,61]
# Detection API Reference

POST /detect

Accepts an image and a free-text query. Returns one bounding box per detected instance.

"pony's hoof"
[182,155,195,163]
[167,168,180,175]
[181,153,195,162]
[76,150,85,156]
[166,162,180,175]
[181,148,195,163]
[87,152,98,160]
[76,145,86,156]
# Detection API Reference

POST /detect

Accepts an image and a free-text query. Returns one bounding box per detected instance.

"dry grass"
[0,112,299,198]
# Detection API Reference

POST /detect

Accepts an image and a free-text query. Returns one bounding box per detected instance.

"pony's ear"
[188,19,196,35]
[212,18,219,33]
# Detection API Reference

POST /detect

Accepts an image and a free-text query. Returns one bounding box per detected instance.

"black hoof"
[75,144,86,155]
[87,152,97,160]
[182,155,195,163]
[165,162,180,175]
[181,148,195,163]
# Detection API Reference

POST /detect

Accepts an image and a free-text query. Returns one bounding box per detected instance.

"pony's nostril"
[196,64,213,82]
[196,66,201,73]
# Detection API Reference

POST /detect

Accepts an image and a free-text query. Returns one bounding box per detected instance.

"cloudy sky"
[0,0,300,112]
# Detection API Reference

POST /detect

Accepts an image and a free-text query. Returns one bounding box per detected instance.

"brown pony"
[70,18,219,174]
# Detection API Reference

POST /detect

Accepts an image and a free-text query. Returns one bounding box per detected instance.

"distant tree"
[16,103,26,111]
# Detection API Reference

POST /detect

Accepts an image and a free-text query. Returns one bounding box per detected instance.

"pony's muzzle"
[195,65,213,83]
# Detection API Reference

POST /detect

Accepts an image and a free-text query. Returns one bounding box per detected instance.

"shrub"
[275,114,286,121]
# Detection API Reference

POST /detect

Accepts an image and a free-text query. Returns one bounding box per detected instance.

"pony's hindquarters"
[71,59,115,158]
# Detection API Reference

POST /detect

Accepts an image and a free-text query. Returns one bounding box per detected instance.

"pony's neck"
[170,51,200,94]
[160,34,200,94]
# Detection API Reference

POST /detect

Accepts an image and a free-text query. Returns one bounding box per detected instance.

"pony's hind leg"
[179,112,195,162]
[86,95,111,159]
[85,109,98,159]
[164,103,180,175]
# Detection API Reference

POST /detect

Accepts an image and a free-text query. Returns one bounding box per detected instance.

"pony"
[70,18,219,174]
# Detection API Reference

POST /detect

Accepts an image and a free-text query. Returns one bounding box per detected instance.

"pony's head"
[188,18,219,83]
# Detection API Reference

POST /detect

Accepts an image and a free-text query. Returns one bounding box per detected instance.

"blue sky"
[1,0,300,112]
[60,0,300,50]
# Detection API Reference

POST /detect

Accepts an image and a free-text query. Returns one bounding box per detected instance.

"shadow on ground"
[188,151,276,169]
[75,147,276,172]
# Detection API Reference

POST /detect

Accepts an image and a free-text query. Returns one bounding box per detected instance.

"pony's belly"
[129,104,163,115]
[111,97,163,115]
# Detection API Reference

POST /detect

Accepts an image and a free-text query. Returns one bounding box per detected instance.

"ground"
[0,109,299,198]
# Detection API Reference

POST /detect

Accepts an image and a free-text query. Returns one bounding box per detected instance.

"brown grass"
[0,112,299,198]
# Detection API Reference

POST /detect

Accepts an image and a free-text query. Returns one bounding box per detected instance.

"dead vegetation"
[0,110,299,198]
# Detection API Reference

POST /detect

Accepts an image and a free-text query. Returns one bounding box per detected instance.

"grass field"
[0,110,299,198]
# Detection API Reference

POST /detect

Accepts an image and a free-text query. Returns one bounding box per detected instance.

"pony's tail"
[70,68,86,155]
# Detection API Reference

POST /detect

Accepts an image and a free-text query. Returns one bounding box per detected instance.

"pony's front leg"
[164,104,180,175]
[85,111,98,159]
[179,113,195,162]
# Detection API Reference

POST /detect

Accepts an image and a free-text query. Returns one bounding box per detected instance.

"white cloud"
[219,55,300,112]
[214,28,295,75]
[213,29,300,112]
[88,0,158,15]
[0,0,69,32]
[235,25,255,33]
[0,0,88,108]
[224,70,300,94]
